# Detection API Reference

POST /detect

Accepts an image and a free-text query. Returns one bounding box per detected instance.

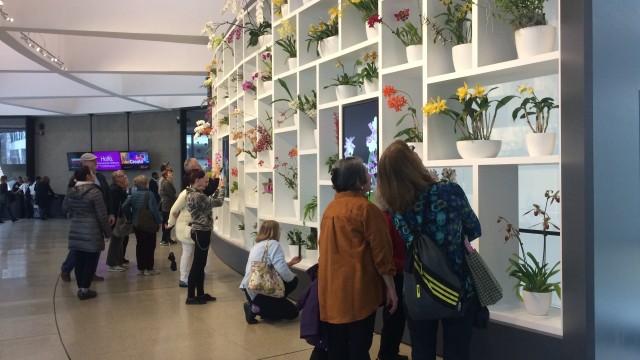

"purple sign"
[94,151,121,171]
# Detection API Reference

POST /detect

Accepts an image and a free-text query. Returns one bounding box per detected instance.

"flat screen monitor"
[120,151,150,170]
[94,151,122,171]
[222,136,229,197]
[66,152,85,171]
[342,99,379,199]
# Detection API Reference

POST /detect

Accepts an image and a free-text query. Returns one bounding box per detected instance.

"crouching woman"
[240,220,301,324]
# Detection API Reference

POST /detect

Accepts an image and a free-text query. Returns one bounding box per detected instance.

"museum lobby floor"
[0,218,412,359]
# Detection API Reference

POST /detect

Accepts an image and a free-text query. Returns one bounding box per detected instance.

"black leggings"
[74,251,100,289]
[245,277,299,320]
[326,311,377,360]
[188,230,211,298]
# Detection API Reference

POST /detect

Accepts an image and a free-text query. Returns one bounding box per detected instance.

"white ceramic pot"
[363,79,378,94]
[365,22,379,40]
[405,44,423,63]
[305,249,319,262]
[452,43,472,71]
[335,85,357,100]
[456,140,502,159]
[526,132,556,156]
[288,244,304,259]
[515,25,555,58]
[407,142,423,159]
[287,57,297,71]
[260,80,273,94]
[293,198,300,220]
[281,4,289,17]
[522,290,553,316]
[258,34,272,49]
[319,35,339,57]
[314,129,319,148]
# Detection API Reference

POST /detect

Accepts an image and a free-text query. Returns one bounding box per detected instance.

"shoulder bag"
[247,242,285,298]
[113,205,133,237]
[135,192,159,233]
[403,230,467,320]
[464,239,502,307]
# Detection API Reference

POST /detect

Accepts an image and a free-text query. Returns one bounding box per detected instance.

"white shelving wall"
[208,0,562,337]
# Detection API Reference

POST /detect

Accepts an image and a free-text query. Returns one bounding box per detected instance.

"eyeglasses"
[116,175,127,179]
[409,145,416,152]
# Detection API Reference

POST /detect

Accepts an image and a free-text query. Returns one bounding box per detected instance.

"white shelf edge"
[319,91,378,109]
[319,179,332,186]
[274,125,297,134]
[426,51,560,85]
[299,149,318,156]
[424,155,560,167]
[488,303,563,337]
[380,61,423,76]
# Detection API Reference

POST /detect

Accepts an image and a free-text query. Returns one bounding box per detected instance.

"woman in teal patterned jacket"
[377,140,481,360]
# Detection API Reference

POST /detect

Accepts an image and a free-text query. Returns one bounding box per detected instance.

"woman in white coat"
[167,189,193,287]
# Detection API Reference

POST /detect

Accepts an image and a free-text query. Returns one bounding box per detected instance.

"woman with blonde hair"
[240,220,301,324]
[377,140,482,360]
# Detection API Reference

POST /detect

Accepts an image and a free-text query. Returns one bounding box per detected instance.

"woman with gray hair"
[121,175,162,276]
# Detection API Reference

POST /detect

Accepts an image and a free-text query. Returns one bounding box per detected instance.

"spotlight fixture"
[19,32,68,70]
[0,1,14,22]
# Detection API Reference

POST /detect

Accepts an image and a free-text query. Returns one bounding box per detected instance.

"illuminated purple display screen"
[120,151,150,170]
[94,151,122,171]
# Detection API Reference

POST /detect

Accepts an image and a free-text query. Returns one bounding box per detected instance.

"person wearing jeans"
[159,167,177,246]
[184,168,225,305]
[106,170,129,272]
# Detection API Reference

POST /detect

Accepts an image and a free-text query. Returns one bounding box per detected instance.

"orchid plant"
[272,79,317,126]
[274,147,298,198]
[383,85,423,142]
[275,19,297,61]
[306,7,341,56]
[512,84,558,133]
[385,1,424,47]
[425,0,474,45]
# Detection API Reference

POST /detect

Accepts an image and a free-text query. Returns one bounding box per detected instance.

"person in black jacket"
[62,166,112,300]
[60,153,115,282]
[0,175,17,222]
[34,176,55,220]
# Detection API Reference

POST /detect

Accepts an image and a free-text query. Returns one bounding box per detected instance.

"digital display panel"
[342,98,379,193]
[120,151,150,170]
[94,151,122,171]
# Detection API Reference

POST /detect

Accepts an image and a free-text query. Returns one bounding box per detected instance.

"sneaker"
[120,263,129,269]
[123,259,130,264]
[185,297,207,305]
[197,293,216,302]
[60,271,71,282]
[137,270,145,275]
[107,266,126,272]
[243,302,258,324]
[92,274,105,281]
[160,241,169,246]
[169,240,178,244]
[179,281,188,288]
[144,269,160,276]
[77,289,98,300]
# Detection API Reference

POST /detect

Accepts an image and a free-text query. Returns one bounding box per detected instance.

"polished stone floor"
[0,218,412,359]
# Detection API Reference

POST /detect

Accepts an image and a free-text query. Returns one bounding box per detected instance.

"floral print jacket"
[389,181,481,298]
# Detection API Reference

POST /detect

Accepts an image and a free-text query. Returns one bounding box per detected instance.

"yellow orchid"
[328,7,342,20]
[335,60,343,68]
[517,84,527,93]
[456,82,469,101]
[472,83,486,98]
[422,96,448,116]
[273,0,285,6]
[351,0,362,3]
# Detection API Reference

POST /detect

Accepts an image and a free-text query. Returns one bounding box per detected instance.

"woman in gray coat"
[62,166,112,300]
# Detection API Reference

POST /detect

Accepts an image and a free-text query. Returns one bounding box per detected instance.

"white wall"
[34,111,182,193]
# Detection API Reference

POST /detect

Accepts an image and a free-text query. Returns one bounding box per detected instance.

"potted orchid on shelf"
[257,48,273,94]
[497,190,562,316]
[245,10,272,49]
[323,60,363,100]
[342,0,380,39]
[273,0,289,18]
[384,2,424,62]
[422,82,516,159]
[382,85,423,150]
[357,51,379,94]
[306,7,340,57]
[512,83,558,156]
[424,0,474,71]
[275,147,300,217]
[275,19,297,71]
[286,228,306,259]
[272,79,317,127]
[494,0,555,58]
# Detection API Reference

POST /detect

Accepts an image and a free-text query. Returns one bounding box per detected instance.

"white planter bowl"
[319,35,339,57]
[363,79,378,94]
[526,132,556,156]
[522,290,553,316]
[365,22,379,40]
[456,140,502,159]
[452,43,472,71]
[281,4,289,17]
[405,44,423,63]
[287,57,297,71]
[515,25,555,58]
[335,85,357,100]
[258,34,272,49]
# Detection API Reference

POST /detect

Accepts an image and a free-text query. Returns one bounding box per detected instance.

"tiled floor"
[0,218,412,359]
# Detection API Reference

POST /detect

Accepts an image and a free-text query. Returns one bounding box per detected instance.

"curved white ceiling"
[0,0,230,116]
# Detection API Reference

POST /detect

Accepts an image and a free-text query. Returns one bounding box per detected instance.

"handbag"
[403,231,466,321]
[113,214,133,237]
[247,242,285,298]
[135,192,159,233]
[464,239,503,307]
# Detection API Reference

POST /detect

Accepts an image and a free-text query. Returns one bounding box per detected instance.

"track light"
[19,32,68,70]
[0,0,14,22]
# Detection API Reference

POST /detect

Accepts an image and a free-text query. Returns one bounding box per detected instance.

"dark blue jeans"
[406,295,479,360]
[61,250,76,273]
